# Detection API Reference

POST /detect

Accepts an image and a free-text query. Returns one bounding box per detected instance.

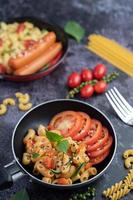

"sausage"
[14,42,62,76]
[9,32,56,69]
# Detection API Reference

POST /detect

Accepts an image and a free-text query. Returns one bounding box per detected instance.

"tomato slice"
[43,157,54,169]
[87,127,109,152]
[84,119,102,145]
[88,136,113,158]
[49,111,83,137]
[72,112,91,141]
[16,23,25,33]
[90,149,110,165]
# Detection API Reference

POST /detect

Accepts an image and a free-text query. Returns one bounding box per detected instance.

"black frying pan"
[0,99,117,190]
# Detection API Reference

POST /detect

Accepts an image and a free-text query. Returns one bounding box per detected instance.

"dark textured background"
[0,0,133,199]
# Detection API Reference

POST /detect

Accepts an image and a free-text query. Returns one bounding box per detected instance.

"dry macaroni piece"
[0,92,32,116]
[22,125,97,185]
[3,98,15,106]
[18,93,30,104]
[123,149,133,169]
[0,104,7,115]
[15,92,32,111]
[18,102,32,111]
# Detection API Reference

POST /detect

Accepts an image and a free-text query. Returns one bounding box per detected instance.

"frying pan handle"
[0,160,24,190]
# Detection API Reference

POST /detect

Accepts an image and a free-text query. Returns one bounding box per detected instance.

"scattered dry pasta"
[18,102,32,111]
[15,92,32,111]
[103,170,133,200]
[124,157,133,169]
[0,92,32,116]
[87,34,133,77]
[123,149,133,169]
[123,149,133,159]
[123,170,133,187]
[15,92,24,98]
[3,98,15,106]
[18,93,30,104]
[103,181,123,198]
[109,185,131,200]
[0,104,7,115]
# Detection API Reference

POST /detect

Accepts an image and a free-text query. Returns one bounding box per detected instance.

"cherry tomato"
[49,111,83,137]
[67,72,81,88]
[80,84,94,98]
[72,112,91,141]
[90,149,110,165]
[80,68,93,81]
[94,80,107,94]
[24,39,36,49]
[0,64,6,74]
[93,64,107,79]
[87,127,109,152]
[88,136,113,158]
[84,119,102,145]
[16,23,25,33]
[0,38,3,47]
[49,51,62,66]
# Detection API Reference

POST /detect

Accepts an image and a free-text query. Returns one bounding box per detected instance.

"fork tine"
[108,90,127,117]
[110,88,131,114]
[114,87,133,111]
[105,93,126,120]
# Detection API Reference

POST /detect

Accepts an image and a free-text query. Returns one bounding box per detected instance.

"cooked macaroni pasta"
[22,125,97,185]
[0,21,48,71]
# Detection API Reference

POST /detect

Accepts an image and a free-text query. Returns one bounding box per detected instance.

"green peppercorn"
[73,195,78,200]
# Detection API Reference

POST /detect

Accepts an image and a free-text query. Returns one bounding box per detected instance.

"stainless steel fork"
[105,87,133,125]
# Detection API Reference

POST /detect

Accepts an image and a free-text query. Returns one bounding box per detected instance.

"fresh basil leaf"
[57,140,69,153]
[10,188,29,200]
[71,163,85,178]
[51,169,61,174]
[32,152,39,159]
[46,130,63,142]
[64,20,85,42]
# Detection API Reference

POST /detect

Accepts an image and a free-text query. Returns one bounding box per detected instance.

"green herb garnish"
[64,20,85,43]
[71,163,85,178]
[66,158,73,166]
[10,188,29,200]
[46,131,69,153]
[46,130,63,142]
[51,169,61,174]
[57,140,69,153]
[32,152,39,159]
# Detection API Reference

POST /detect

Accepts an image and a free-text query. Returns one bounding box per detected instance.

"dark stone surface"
[0,0,133,199]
